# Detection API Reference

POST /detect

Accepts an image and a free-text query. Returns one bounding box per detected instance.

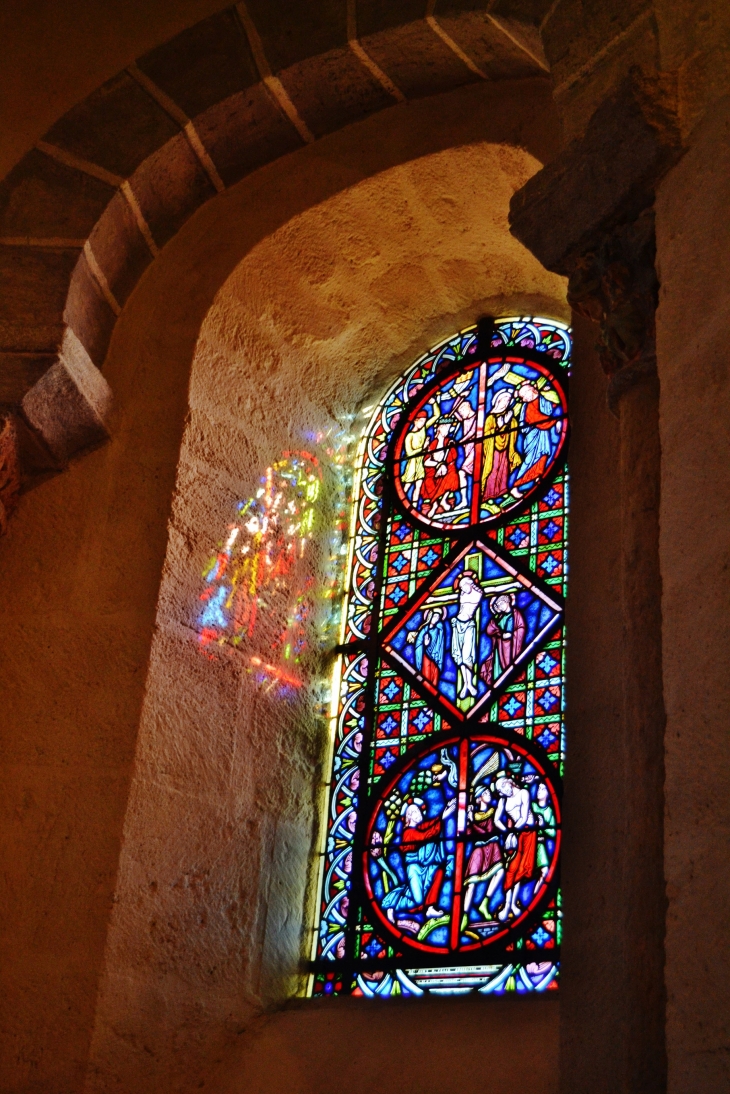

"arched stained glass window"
[309,317,570,998]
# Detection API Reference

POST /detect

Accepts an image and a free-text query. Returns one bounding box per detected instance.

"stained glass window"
[309,317,570,998]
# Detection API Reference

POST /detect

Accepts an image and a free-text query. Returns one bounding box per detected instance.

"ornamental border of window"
[309,316,570,999]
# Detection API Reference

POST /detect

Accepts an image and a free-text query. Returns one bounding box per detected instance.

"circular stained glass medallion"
[392,352,568,530]
[363,733,560,955]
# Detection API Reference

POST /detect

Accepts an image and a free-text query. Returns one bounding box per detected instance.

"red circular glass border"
[391,352,569,532]
[362,731,562,955]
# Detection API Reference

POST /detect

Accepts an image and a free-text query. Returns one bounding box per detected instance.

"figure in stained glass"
[481,387,520,505]
[451,572,483,703]
[533,780,557,896]
[406,606,446,686]
[495,773,537,921]
[462,783,504,922]
[445,371,478,507]
[421,417,460,518]
[510,380,563,495]
[401,408,432,505]
[482,592,526,686]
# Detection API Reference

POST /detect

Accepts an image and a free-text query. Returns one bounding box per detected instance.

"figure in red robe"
[420,418,460,518]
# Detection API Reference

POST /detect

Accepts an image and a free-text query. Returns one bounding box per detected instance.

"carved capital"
[509,69,683,410]
[567,209,658,410]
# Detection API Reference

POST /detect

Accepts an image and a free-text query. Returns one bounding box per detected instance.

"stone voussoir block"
[44,70,181,181]
[360,20,480,100]
[277,47,395,139]
[0,148,116,241]
[192,86,303,189]
[21,327,113,466]
[0,244,80,354]
[135,8,260,122]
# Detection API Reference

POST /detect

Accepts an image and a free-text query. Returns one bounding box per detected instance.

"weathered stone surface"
[44,71,181,181]
[567,208,659,385]
[136,9,259,121]
[243,0,347,73]
[0,415,21,532]
[435,11,547,79]
[214,996,559,1094]
[356,0,425,37]
[0,244,80,353]
[64,250,117,366]
[509,71,683,275]
[127,132,216,249]
[656,95,730,1094]
[21,327,113,464]
[12,409,63,479]
[88,190,152,307]
[278,48,394,139]
[553,10,659,145]
[542,0,651,90]
[0,148,115,240]
[361,21,480,99]
[193,87,303,188]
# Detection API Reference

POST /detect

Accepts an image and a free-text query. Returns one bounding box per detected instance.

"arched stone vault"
[0,1,550,506]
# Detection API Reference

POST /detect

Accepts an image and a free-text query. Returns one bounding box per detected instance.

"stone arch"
[0,2,548,507]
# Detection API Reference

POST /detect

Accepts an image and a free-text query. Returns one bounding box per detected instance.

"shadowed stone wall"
[656,97,730,1094]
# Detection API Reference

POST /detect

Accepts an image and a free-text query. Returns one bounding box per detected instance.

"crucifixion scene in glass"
[309,316,570,998]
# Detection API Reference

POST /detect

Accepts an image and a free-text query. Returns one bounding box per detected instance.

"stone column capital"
[509,69,684,410]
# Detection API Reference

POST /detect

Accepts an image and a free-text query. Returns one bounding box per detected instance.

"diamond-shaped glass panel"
[382,540,562,721]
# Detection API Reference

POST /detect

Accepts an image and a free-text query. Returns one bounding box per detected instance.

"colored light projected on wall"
[309,317,570,999]
[197,447,348,694]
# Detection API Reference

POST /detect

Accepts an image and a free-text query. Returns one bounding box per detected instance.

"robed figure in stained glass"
[463,784,504,921]
[420,417,460,517]
[482,593,526,686]
[407,606,446,686]
[482,388,521,506]
[510,380,563,496]
[381,794,456,927]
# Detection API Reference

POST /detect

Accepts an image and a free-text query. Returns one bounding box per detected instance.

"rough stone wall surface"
[656,0,730,136]
[655,96,730,1094]
[0,83,565,1094]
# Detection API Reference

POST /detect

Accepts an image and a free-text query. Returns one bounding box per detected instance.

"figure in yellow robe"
[481,388,521,507]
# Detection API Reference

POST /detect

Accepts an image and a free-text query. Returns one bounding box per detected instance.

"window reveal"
[309,317,570,998]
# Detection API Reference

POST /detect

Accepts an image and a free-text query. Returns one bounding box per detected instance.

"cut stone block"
[21,328,113,465]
